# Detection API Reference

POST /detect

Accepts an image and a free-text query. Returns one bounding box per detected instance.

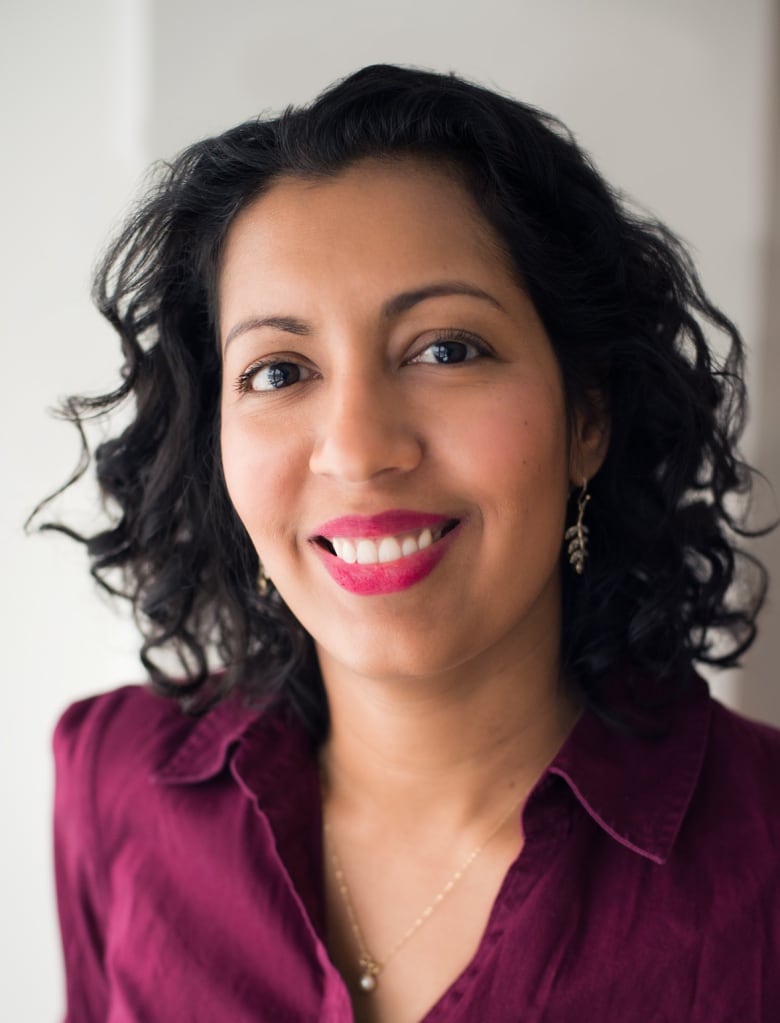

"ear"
[569,394,610,485]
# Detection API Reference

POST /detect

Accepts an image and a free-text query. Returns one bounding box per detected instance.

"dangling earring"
[257,562,271,597]
[565,480,591,575]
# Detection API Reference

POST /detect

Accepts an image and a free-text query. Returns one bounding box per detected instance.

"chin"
[315,630,469,685]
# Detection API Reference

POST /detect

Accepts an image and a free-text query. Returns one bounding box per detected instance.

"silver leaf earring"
[565,480,591,575]
[257,563,271,597]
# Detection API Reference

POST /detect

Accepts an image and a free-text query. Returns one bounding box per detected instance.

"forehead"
[218,158,513,300]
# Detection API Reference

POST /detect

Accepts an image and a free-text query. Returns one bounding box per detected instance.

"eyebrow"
[381,281,504,319]
[222,280,504,350]
[224,315,310,349]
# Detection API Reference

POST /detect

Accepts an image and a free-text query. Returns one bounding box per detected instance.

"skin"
[219,158,609,1023]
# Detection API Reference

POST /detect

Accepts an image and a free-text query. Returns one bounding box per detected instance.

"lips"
[310,511,461,595]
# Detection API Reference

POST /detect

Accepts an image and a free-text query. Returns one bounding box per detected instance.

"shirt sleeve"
[53,694,119,1023]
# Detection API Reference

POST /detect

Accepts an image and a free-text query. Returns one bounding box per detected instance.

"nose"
[308,371,423,483]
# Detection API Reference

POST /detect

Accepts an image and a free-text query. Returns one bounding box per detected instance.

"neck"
[318,634,579,834]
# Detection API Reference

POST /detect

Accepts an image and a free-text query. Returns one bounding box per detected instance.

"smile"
[310,511,461,595]
[319,523,455,565]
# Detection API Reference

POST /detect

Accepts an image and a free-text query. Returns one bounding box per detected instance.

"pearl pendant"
[359,970,377,992]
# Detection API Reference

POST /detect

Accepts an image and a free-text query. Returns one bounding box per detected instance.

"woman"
[50,65,779,1022]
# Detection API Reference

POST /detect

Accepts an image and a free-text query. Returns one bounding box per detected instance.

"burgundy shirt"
[54,675,780,1021]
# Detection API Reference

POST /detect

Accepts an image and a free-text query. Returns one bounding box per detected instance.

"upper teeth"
[330,527,438,565]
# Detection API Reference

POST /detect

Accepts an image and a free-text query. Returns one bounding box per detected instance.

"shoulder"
[52,686,191,952]
[552,673,780,867]
[53,685,194,785]
[697,695,780,817]
[664,689,780,920]
[52,682,271,821]
[52,682,284,887]
[54,684,179,747]
[52,687,194,862]
[708,694,780,755]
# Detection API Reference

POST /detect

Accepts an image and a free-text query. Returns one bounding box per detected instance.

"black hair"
[35,63,769,738]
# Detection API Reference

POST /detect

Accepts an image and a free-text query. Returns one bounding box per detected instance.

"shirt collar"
[546,671,712,865]
[152,694,269,784]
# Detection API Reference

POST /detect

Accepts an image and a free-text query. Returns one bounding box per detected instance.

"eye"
[238,360,314,393]
[408,331,489,366]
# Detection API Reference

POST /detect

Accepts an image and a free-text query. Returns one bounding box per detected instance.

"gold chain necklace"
[322,791,523,994]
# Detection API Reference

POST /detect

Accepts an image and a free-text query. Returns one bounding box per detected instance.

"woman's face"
[219,159,607,681]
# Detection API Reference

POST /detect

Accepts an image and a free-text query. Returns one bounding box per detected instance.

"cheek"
[459,383,571,594]
[451,382,569,499]
[219,415,299,546]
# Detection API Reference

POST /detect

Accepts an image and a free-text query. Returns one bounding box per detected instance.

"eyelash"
[407,328,490,366]
[234,329,491,394]
[236,360,315,394]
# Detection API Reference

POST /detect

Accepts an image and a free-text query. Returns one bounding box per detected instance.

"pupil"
[268,363,296,388]
[434,341,465,364]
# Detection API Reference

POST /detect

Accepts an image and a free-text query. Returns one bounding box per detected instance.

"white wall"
[2,0,777,1017]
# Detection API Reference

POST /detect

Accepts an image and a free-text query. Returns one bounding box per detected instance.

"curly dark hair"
[36,63,768,738]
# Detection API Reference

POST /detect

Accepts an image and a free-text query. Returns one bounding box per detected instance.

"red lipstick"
[310,510,460,596]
